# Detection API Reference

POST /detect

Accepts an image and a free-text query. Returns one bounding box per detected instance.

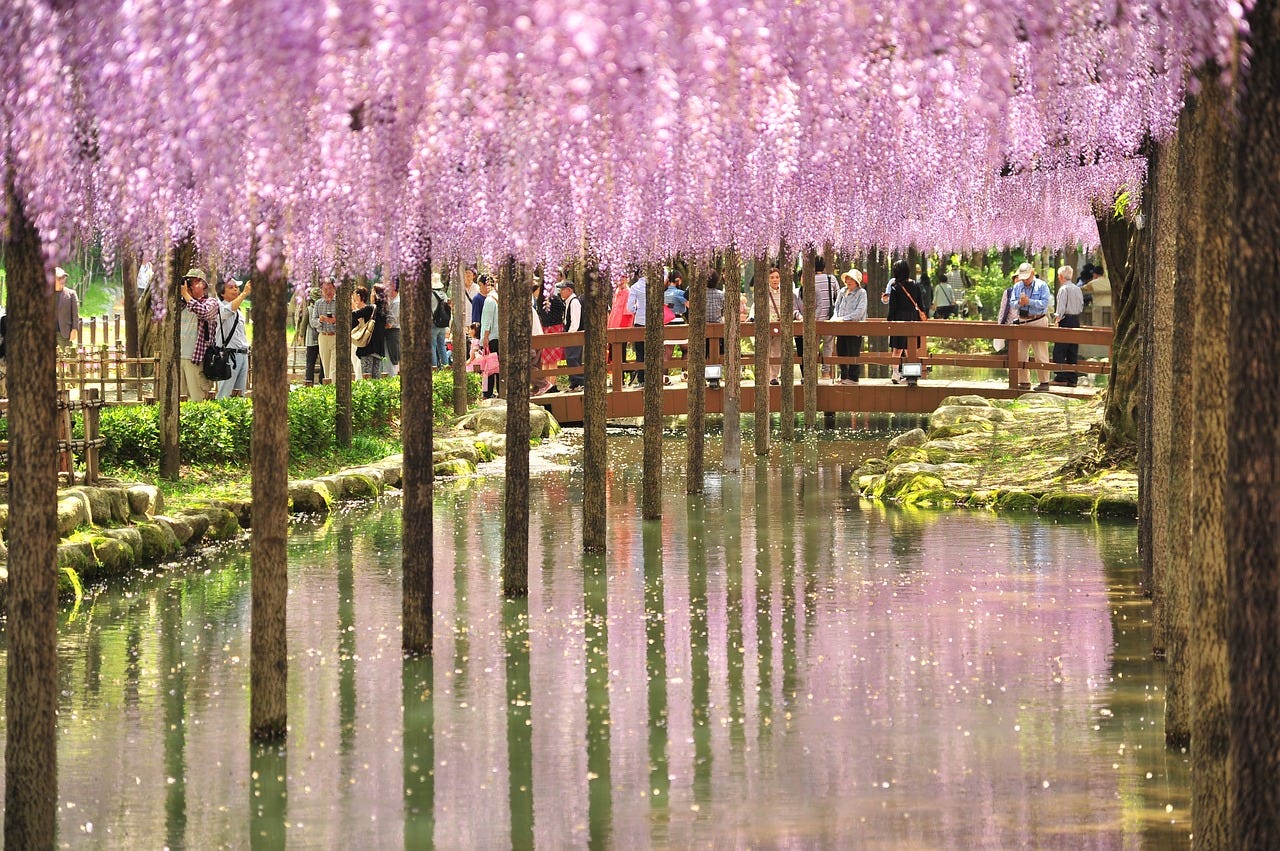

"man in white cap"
[559,278,585,390]
[1008,261,1051,390]
[53,266,81,347]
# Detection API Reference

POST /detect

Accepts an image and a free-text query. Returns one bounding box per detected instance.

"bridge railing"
[527,319,1112,390]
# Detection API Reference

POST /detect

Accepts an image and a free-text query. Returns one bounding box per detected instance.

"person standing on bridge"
[560,278,585,391]
[883,260,925,384]
[833,268,867,384]
[1051,265,1084,386]
[1009,261,1051,390]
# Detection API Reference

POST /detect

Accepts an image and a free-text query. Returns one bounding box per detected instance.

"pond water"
[2,434,1189,848]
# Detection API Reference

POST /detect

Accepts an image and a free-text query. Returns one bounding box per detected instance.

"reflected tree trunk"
[801,247,818,431]
[336,274,354,448]
[250,240,289,743]
[583,552,612,847]
[403,258,434,653]
[402,655,436,846]
[583,262,609,552]
[778,243,795,441]
[249,744,288,846]
[1228,4,1280,844]
[502,258,531,597]
[3,177,58,850]
[160,237,193,479]
[753,256,769,457]
[642,263,663,520]
[1188,71,1234,851]
[504,597,535,846]
[686,260,706,493]
[161,586,187,848]
[643,519,670,840]
[722,249,742,472]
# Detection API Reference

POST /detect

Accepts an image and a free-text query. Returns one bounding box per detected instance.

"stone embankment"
[855,393,1138,518]
[0,401,558,601]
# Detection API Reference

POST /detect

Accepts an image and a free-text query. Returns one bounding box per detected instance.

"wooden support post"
[83,388,100,484]
[642,263,664,520]
[686,261,706,493]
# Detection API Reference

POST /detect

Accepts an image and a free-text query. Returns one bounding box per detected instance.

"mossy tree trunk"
[582,261,609,552]
[722,249,742,472]
[1188,71,1234,851]
[1228,5,1280,844]
[249,238,289,742]
[403,257,434,653]
[3,176,58,850]
[778,243,795,441]
[502,258,531,596]
[642,263,664,520]
[335,274,354,448]
[160,237,194,479]
[1164,100,1200,750]
[686,260,706,493]
[801,247,818,431]
[1145,131,1178,653]
[1095,200,1144,450]
[121,243,141,365]
[753,256,769,458]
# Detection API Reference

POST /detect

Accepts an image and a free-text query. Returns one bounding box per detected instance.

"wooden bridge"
[527,319,1113,425]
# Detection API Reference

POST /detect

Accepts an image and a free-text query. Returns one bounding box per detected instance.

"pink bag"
[480,351,500,377]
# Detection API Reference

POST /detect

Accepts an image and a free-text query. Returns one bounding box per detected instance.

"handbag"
[901,286,927,321]
[351,316,374,348]
[202,313,239,381]
[480,351,500,377]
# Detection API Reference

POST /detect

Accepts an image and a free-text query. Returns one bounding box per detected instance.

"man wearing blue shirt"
[1010,262,1052,390]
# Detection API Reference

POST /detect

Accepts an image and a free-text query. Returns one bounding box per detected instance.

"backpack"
[432,291,452,329]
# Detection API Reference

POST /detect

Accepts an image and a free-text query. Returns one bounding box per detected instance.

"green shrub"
[353,377,401,435]
[179,401,248,463]
[99,405,161,468]
[288,385,336,459]
[433,370,481,423]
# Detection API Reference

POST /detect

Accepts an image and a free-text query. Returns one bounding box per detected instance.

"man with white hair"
[1051,265,1084,386]
[1008,261,1051,390]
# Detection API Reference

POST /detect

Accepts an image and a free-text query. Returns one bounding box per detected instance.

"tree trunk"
[403,258,434,653]
[1164,100,1201,750]
[160,238,193,479]
[686,260,706,493]
[1095,200,1144,449]
[502,258,531,596]
[1188,72,1234,851]
[250,240,289,742]
[452,259,468,416]
[1145,131,1178,654]
[722,250,742,472]
[778,244,795,441]
[335,275,354,448]
[121,244,140,365]
[3,176,58,850]
[1229,5,1280,844]
[801,248,818,431]
[582,262,608,552]
[642,263,664,520]
[753,256,769,457]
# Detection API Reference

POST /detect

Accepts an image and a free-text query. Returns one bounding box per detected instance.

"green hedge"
[94,371,480,469]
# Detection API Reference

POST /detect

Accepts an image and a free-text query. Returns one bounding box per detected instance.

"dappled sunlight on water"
[0,435,1188,847]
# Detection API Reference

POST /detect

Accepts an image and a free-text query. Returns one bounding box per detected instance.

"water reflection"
[0,438,1191,847]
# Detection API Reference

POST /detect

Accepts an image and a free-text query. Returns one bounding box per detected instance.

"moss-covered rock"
[887,446,931,466]
[173,510,211,542]
[376,461,403,489]
[155,515,194,546]
[928,420,996,440]
[101,526,143,557]
[199,507,242,540]
[91,536,134,574]
[475,432,506,457]
[336,472,381,500]
[135,520,181,561]
[856,457,890,477]
[56,541,95,571]
[888,428,927,450]
[434,440,481,467]
[289,480,334,515]
[938,395,993,408]
[891,472,948,502]
[1094,494,1138,519]
[57,495,91,537]
[125,484,164,518]
[902,488,961,509]
[0,503,8,540]
[929,405,1016,430]
[1037,492,1096,515]
[434,458,475,478]
[67,486,131,526]
[995,490,1039,512]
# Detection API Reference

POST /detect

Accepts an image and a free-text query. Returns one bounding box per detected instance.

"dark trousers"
[633,335,645,385]
[305,344,323,384]
[565,345,584,389]
[836,335,863,381]
[1052,314,1080,384]
[934,305,958,319]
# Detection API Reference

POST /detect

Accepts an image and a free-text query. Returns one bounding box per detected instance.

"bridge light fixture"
[901,362,922,386]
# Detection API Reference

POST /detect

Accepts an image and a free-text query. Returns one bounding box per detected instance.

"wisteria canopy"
[0,0,1250,276]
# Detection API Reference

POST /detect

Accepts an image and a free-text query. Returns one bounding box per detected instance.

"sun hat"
[1016,262,1035,281]
[54,266,68,279]
[841,268,863,285]
[183,268,208,283]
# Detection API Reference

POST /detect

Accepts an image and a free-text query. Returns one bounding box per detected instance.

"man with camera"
[310,277,339,383]
[1007,262,1052,390]
[179,268,221,400]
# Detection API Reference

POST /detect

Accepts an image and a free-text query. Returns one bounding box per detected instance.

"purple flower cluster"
[0,0,1249,277]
